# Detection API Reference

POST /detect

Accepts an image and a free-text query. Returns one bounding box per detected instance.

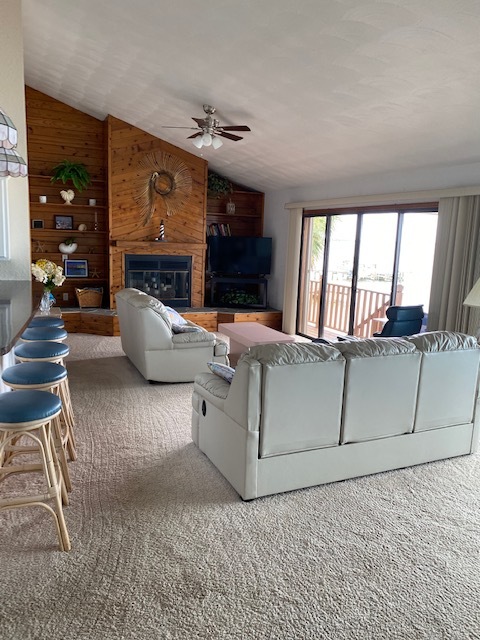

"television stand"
[209,276,268,308]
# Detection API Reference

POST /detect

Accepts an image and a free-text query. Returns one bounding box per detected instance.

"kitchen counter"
[0,280,35,356]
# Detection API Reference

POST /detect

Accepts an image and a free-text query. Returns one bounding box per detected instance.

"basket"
[75,287,103,308]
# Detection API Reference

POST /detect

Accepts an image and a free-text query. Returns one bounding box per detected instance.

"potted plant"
[207,172,233,199]
[51,160,92,203]
[58,236,77,255]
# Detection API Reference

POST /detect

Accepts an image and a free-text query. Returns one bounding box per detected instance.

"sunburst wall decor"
[134,152,192,226]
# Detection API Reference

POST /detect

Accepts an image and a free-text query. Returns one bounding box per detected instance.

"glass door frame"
[297,203,438,339]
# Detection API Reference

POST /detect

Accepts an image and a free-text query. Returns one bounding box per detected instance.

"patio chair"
[373,305,424,337]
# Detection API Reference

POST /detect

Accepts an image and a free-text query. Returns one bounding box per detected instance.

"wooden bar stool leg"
[38,423,71,552]
[0,424,70,552]
[50,414,72,496]
[58,380,77,461]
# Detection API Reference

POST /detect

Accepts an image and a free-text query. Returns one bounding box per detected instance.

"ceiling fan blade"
[218,131,243,142]
[162,126,200,130]
[192,117,207,126]
[187,132,203,139]
[220,125,251,132]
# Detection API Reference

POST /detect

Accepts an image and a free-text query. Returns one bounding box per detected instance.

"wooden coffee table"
[218,321,295,365]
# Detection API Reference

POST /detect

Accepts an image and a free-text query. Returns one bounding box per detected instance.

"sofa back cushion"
[336,338,421,443]
[407,332,480,431]
[115,289,174,351]
[246,343,346,458]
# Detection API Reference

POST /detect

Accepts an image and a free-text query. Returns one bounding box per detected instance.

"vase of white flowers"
[31,259,66,313]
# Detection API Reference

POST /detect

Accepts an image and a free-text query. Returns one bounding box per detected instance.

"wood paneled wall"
[107,116,208,307]
[26,87,106,180]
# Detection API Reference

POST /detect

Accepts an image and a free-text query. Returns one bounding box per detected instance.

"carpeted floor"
[1,334,480,639]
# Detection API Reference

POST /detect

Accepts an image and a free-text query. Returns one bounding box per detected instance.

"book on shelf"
[206,223,231,237]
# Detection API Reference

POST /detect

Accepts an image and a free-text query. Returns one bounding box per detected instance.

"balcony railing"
[305,278,403,338]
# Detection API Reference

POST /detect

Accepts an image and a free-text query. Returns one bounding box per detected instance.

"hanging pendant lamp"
[0,107,27,177]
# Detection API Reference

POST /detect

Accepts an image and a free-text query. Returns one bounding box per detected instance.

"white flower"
[31,259,65,290]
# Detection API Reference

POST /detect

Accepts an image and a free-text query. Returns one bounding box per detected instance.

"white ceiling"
[21,0,480,193]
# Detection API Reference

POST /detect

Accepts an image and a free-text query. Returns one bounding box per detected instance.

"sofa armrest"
[224,354,262,432]
[172,331,216,349]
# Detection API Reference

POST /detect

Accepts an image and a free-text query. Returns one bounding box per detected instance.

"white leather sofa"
[116,288,229,382]
[191,332,480,500]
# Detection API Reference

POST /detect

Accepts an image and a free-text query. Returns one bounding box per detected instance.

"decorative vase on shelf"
[226,199,236,215]
[58,241,77,255]
[39,289,55,313]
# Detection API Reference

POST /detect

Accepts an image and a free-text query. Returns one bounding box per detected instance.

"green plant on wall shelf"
[207,172,233,198]
[50,160,92,192]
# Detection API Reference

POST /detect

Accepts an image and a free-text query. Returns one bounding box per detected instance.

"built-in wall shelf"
[30,203,107,209]
[26,86,109,309]
[32,229,108,236]
[29,173,106,185]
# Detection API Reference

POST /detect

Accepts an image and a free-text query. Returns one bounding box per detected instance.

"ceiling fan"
[163,104,251,149]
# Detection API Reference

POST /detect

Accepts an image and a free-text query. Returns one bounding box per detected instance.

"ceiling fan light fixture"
[212,136,223,149]
[201,132,212,147]
[192,137,203,149]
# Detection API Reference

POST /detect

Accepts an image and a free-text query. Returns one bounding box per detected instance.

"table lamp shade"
[463,277,480,307]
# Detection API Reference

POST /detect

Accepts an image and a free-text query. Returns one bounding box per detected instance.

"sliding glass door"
[297,205,438,339]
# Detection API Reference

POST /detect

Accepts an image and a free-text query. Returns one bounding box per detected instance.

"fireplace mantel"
[112,240,207,250]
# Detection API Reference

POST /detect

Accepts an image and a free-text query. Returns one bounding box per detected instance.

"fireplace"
[125,254,191,308]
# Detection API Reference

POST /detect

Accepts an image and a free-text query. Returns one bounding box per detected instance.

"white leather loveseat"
[116,288,229,383]
[192,332,480,500]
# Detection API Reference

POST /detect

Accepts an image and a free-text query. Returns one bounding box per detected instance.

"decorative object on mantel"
[90,268,101,278]
[58,237,78,257]
[51,159,91,204]
[31,258,66,313]
[134,152,192,225]
[0,107,28,177]
[78,223,87,231]
[154,219,166,242]
[34,240,46,253]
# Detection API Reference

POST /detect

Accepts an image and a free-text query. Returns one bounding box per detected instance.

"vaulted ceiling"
[21,0,480,193]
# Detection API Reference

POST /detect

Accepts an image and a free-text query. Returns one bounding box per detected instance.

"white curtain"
[282,208,303,334]
[428,195,480,333]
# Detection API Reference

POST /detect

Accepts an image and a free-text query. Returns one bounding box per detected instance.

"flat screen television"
[208,236,272,275]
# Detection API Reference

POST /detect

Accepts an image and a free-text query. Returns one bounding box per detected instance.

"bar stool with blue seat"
[28,316,65,329]
[14,340,70,365]
[20,326,68,343]
[13,342,75,451]
[2,362,77,476]
[0,389,71,551]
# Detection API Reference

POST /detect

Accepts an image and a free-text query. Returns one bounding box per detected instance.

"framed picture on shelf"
[54,215,73,230]
[64,259,88,278]
[31,219,44,229]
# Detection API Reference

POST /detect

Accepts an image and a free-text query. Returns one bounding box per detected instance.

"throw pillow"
[207,361,235,384]
[172,324,203,333]
[164,306,188,326]
[148,299,172,329]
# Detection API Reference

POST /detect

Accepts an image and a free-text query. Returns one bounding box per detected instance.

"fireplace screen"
[125,255,191,308]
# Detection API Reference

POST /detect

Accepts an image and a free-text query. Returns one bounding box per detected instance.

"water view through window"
[298,206,438,339]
